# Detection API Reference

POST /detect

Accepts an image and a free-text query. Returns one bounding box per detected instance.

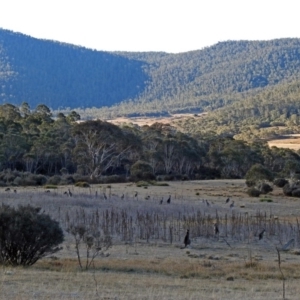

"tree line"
[1,103,300,185]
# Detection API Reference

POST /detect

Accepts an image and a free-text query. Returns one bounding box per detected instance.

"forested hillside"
[1,103,300,184]
[172,80,300,140]
[0,29,147,109]
[1,28,300,118]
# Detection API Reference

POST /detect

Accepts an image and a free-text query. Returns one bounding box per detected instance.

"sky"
[0,0,299,53]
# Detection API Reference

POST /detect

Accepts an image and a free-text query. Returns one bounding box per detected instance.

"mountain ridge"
[1,28,300,119]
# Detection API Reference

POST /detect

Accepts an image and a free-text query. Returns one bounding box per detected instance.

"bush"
[274,178,289,188]
[245,180,256,187]
[258,183,273,194]
[75,181,90,188]
[136,181,149,187]
[283,182,300,197]
[130,161,153,181]
[99,175,127,184]
[283,183,293,196]
[245,164,274,184]
[292,189,300,197]
[260,198,273,202]
[0,204,64,266]
[247,187,261,197]
[47,175,62,185]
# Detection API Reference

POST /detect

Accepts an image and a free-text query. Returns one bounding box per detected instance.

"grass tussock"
[260,198,273,202]
[44,184,58,189]
[75,181,90,187]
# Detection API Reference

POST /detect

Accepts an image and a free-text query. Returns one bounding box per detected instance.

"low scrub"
[283,182,300,197]
[44,185,58,189]
[274,178,288,188]
[0,204,64,266]
[247,187,261,197]
[260,198,273,202]
[75,181,90,188]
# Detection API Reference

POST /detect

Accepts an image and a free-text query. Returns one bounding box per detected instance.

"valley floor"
[0,179,299,299]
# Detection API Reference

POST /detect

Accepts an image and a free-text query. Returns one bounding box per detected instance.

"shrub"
[22,174,47,186]
[283,182,300,197]
[99,175,127,184]
[44,185,58,189]
[136,181,149,187]
[73,174,91,183]
[260,198,273,202]
[141,172,156,181]
[258,183,273,194]
[47,175,62,185]
[58,175,75,185]
[75,181,90,188]
[274,178,289,188]
[291,189,300,198]
[247,187,261,197]
[245,164,274,185]
[130,161,153,181]
[283,183,293,196]
[0,204,64,266]
[245,180,256,187]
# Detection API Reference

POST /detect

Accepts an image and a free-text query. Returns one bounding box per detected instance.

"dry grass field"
[268,135,300,151]
[1,180,300,299]
[106,113,206,127]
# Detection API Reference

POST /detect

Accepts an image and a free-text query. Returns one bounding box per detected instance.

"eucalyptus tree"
[72,120,131,178]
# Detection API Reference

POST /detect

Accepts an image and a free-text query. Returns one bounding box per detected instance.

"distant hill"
[0,28,148,109]
[1,28,300,116]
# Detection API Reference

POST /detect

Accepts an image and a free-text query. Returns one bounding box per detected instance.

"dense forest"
[0,103,300,187]
[1,28,300,122]
[172,79,300,140]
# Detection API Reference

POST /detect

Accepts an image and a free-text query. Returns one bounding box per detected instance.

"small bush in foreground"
[0,204,64,266]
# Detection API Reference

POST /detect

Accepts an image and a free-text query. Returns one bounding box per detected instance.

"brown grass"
[268,137,300,150]
[1,179,300,299]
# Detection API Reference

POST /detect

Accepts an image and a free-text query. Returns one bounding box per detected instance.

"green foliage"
[245,164,274,184]
[0,204,64,266]
[130,160,153,181]
[0,100,300,185]
[260,198,273,202]
[3,27,300,126]
[258,183,273,194]
[247,187,261,197]
[47,175,62,185]
[0,29,147,110]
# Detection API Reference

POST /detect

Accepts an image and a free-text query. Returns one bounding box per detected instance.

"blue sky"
[0,0,299,53]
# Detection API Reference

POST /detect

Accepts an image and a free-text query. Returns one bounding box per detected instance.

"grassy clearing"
[1,179,300,299]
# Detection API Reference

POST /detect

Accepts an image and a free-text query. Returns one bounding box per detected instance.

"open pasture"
[1,180,300,299]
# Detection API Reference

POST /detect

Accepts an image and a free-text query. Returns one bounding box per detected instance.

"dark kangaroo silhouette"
[184,229,191,248]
